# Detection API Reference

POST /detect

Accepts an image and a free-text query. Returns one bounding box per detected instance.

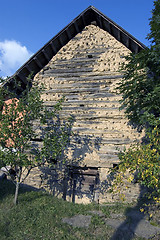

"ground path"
[62,209,160,239]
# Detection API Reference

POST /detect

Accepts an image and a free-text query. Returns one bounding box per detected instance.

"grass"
[0,180,154,240]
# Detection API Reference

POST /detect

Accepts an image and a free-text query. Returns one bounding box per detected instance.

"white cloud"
[0,40,33,77]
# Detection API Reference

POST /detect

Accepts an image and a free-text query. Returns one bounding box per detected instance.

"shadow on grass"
[0,179,41,203]
[110,186,151,240]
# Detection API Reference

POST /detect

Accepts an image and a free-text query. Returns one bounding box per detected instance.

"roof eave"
[4,6,146,93]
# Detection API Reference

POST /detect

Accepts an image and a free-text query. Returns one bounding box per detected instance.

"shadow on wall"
[31,26,134,203]
[31,113,145,204]
[30,30,145,203]
[32,113,102,203]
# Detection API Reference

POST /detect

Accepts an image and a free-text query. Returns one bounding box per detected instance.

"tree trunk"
[14,166,22,205]
[14,181,20,205]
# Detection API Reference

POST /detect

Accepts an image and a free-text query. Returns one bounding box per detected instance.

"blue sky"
[0,0,154,77]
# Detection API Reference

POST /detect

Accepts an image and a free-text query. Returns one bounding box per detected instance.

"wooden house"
[5,6,145,203]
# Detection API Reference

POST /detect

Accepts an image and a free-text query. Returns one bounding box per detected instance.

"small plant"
[111,125,160,204]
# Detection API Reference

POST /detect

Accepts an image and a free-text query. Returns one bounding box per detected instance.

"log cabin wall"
[23,25,144,203]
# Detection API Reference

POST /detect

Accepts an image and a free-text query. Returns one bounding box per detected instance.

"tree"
[111,0,160,203]
[118,0,160,129]
[0,77,70,204]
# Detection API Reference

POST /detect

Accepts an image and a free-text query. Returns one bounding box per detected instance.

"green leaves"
[119,49,160,128]
[118,0,160,129]
[41,113,74,165]
[112,126,160,203]
[112,1,160,205]
[0,75,72,204]
[147,0,160,44]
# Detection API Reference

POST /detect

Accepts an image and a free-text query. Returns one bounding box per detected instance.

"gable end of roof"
[4,6,146,94]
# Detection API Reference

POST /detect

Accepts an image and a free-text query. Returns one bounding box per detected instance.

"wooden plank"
[42,49,50,62]
[25,64,32,73]
[66,28,72,40]
[117,30,121,41]
[71,168,98,176]
[58,36,64,47]
[74,21,80,33]
[17,72,27,84]
[33,57,43,69]
[126,36,130,48]
[81,15,86,27]
[98,15,103,29]
[50,41,57,54]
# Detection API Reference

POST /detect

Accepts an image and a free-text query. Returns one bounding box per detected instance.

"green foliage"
[112,126,160,203]
[147,0,160,44]
[0,80,45,170]
[113,0,160,204]
[118,50,160,128]
[0,77,71,204]
[118,0,160,129]
[41,115,73,165]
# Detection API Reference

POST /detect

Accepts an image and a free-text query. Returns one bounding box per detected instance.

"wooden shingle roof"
[4,6,146,94]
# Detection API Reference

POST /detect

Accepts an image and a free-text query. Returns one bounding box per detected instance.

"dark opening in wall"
[68,166,99,203]
[113,163,118,169]
[48,157,58,164]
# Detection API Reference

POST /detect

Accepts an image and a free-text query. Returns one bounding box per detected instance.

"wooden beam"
[25,64,32,73]
[126,36,130,49]
[74,21,80,33]
[17,72,27,84]
[50,42,57,54]
[58,36,63,47]
[134,43,139,53]
[33,57,43,69]
[117,30,121,42]
[42,49,50,62]
[98,16,103,29]
[81,15,86,27]
[104,21,111,34]
[66,28,72,40]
